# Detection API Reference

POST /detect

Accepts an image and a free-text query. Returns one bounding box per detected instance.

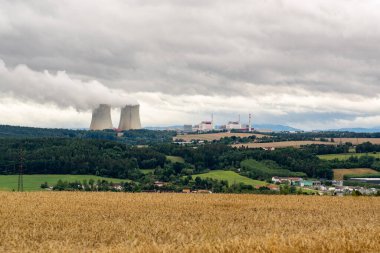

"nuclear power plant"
[90,104,142,131]
[90,104,113,130]
[118,105,142,130]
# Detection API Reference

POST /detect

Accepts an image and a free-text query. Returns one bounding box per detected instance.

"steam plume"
[0,60,137,111]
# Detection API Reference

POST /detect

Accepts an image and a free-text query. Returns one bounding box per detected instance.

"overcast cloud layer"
[1,0,380,130]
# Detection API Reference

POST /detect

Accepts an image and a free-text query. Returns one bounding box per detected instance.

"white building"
[226,121,242,130]
[199,121,213,132]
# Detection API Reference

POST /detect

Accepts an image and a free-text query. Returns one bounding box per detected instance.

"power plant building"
[196,121,213,132]
[226,121,242,130]
[183,125,193,133]
[118,104,142,131]
[90,104,113,130]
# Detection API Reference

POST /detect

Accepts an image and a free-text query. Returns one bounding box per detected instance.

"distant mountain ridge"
[145,124,302,132]
[5,124,380,135]
[253,124,302,132]
[327,127,380,133]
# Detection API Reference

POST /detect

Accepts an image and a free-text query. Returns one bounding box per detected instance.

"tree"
[40,182,49,189]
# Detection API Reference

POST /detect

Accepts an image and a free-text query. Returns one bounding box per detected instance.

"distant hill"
[146,124,302,132]
[144,126,183,131]
[254,124,302,132]
[0,125,83,138]
[328,127,380,133]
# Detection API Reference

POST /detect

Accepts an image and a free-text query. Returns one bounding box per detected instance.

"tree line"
[0,138,166,180]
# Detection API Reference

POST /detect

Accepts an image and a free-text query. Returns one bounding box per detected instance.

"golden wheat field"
[0,193,379,253]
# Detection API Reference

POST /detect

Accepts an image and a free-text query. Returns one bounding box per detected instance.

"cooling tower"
[118,104,142,130]
[90,104,113,130]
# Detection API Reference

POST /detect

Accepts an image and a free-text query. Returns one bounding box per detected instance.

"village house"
[271,176,303,184]
[154,181,166,187]
[196,190,212,194]
[112,184,123,191]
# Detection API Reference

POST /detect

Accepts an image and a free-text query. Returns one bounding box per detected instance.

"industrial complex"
[190,114,254,133]
[90,103,253,133]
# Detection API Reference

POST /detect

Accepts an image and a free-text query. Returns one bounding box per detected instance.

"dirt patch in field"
[333,168,379,180]
[332,138,380,145]
[233,141,336,149]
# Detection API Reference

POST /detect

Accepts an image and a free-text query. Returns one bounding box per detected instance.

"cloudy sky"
[1,0,380,130]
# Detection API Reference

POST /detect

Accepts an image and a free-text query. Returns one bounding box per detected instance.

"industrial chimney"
[249,113,252,132]
[118,104,142,131]
[90,104,113,130]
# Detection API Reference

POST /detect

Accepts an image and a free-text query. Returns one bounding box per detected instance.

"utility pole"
[17,148,24,192]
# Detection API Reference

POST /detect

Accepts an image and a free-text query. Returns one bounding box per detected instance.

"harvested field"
[332,138,380,145]
[233,141,336,149]
[0,192,379,252]
[318,153,380,161]
[333,168,379,180]
[174,132,267,142]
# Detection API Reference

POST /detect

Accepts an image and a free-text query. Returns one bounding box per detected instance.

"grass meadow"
[166,155,185,163]
[0,192,379,252]
[194,170,268,187]
[0,174,127,191]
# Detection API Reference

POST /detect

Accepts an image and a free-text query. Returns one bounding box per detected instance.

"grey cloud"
[1,0,380,97]
[2,0,380,130]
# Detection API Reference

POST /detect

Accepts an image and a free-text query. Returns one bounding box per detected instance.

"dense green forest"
[1,125,380,192]
[152,143,333,178]
[0,138,165,179]
[0,125,176,145]
[2,137,379,182]
[0,138,332,179]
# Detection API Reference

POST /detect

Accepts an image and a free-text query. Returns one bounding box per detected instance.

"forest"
[0,125,176,145]
[0,137,348,181]
[1,125,380,192]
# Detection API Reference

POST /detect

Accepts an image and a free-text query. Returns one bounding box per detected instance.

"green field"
[166,156,185,163]
[140,169,154,175]
[318,153,380,160]
[240,159,306,179]
[0,175,127,191]
[193,170,267,187]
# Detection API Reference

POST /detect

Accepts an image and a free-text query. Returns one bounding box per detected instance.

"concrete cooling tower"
[90,104,113,130]
[118,104,142,130]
